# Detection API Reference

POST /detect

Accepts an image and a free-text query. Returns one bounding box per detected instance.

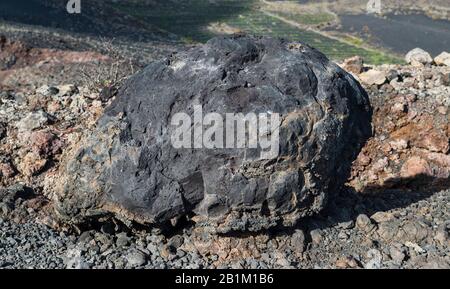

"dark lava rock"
[51,35,371,232]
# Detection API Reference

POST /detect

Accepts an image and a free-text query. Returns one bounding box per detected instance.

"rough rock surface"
[434,52,450,67]
[50,36,372,232]
[0,32,449,268]
[347,61,450,193]
[405,48,433,66]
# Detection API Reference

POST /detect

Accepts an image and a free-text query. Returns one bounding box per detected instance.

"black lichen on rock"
[52,35,372,232]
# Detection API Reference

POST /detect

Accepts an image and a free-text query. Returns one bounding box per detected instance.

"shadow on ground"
[297,174,450,234]
[213,174,449,239]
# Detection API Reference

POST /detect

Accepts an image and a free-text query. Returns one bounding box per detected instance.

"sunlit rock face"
[51,35,371,232]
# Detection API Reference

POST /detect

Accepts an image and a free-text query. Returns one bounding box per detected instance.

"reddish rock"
[18,152,47,176]
[420,130,449,153]
[437,106,447,115]
[389,139,409,151]
[391,123,448,153]
[341,56,364,74]
[420,151,450,179]
[391,102,408,114]
[355,152,371,167]
[400,156,432,178]
[29,131,63,157]
[372,157,388,172]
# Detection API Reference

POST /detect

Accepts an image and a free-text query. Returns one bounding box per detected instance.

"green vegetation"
[273,11,336,25]
[343,35,365,47]
[110,0,403,64]
[225,11,402,64]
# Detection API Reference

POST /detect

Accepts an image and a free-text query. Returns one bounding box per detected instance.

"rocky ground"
[0,31,449,268]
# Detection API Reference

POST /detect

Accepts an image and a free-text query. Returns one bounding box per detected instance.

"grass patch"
[225,11,403,64]
[273,11,336,25]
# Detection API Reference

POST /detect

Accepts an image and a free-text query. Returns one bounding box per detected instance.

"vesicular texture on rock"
[50,35,372,232]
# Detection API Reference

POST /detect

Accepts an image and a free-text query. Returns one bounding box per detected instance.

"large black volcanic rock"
[52,35,371,232]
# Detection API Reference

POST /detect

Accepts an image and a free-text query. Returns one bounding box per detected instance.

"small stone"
[434,51,450,66]
[405,94,417,103]
[161,243,177,257]
[338,230,349,240]
[310,229,322,245]
[29,131,62,157]
[335,256,360,268]
[405,241,426,254]
[0,161,16,179]
[437,106,448,115]
[16,110,49,132]
[356,214,373,230]
[405,48,433,66]
[341,56,364,74]
[275,254,291,267]
[176,249,186,258]
[167,235,184,249]
[17,152,47,176]
[36,85,59,96]
[126,250,146,267]
[46,100,62,114]
[65,248,90,269]
[389,245,406,263]
[115,233,130,247]
[146,243,158,254]
[439,72,450,86]
[359,69,387,86]
[389,139,408,151]
[370,212,394,223]
[434,226,448,246]
[95,232,113,248]
[78,231,93,243]
[84,93,100,100]
[381,83,394,92]
[385,69,399,82]
[391,102,408,114]
[0,202,11,217]
[290,229,305,253]
[57,84,78,97]
[364,249,382,269]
